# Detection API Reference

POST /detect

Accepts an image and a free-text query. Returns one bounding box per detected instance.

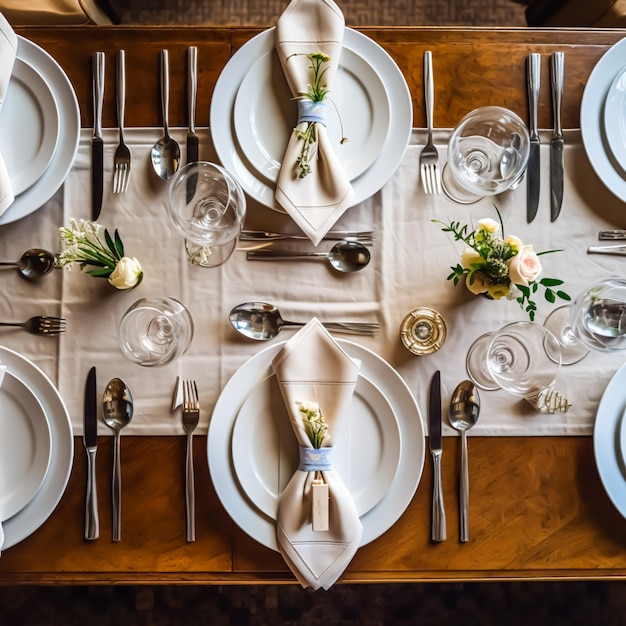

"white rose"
[108,256,143,290]
[508,245,542,287]
[477,218,499,234]
[465,271,489,295]
[460,247,484,269]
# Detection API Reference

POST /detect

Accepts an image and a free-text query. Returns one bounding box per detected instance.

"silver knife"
[599,230,626,240]
[84,366,99,541]
[526,53,541,223]
[92,52,105,220]
[186,46,199,202]
[550,52,564,222]
[429,370,446,542]
[588,245,626,256]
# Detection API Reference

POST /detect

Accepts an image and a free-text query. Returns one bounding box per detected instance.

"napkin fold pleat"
[0,13,17,217]
[275,0,354,246]
[272,318,363,590]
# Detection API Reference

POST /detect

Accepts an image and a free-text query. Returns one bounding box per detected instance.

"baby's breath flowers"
[57,218,143,290]
[433,209,570,320]
[296,400,328,448]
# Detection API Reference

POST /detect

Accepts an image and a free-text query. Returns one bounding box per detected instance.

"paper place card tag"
[311,479,329,532]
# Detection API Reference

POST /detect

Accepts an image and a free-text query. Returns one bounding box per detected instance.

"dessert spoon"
[0,248,56,279]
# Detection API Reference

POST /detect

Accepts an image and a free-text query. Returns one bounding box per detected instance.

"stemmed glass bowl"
[167,161,246,267]
[442,106,530,204]
[544,277,626,365]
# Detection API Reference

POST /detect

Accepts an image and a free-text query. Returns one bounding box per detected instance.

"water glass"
[442,106,530,204]
[167,161,246,267]
[118,297,194,367]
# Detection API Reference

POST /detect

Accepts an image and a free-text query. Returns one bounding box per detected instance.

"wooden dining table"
[1,24,626,585]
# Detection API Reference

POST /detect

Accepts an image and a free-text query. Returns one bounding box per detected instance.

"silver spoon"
[449,380,480,543]
[102,378,134,542]
[0,248,56,279]
[229,301,379,341]
[246,240,371,273]
[151,49,180,179]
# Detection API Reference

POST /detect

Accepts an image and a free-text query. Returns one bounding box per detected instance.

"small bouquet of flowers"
[296,400,328,449]
[434,212,570,320]
[57,218,143,291]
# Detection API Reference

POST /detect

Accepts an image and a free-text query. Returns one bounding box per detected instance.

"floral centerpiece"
[57,218,143,290]
[433,211,570,320]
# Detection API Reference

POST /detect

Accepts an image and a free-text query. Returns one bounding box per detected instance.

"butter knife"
[429,370,446,542]
[588,245,626,256]
[186,46,199,202]
[84,366,99,540]
[526,53,541,223]
[550,52,564,222]
[92,52,105,221]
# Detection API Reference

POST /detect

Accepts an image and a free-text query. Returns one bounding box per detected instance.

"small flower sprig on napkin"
[57,218,143,290]
[433,210,570,320]
[296,400,328,448]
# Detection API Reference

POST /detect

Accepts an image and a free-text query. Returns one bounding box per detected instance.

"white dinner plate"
[0,36,80,226]
[581,37,626,201]
[233,45,391,184]
[603,66,626,175]
[0,346,73,550]
[210,27,412,212]
[231,372,401,520]
[0,372,51,521]
[594,361,626,519]
[0,57,60,196]
[208,339,425,551]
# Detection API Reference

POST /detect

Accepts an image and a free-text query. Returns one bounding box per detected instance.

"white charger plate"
[603,66,626,175]
[0,372,51,521]
[594,361,626,518]
[210,27,412,212]
[233,46,391,184]
[208,339,425,551]
[581,38,626,201]
[231,372,401,520]
[0,36,80,226]
[0,58,59,196]
[0,346,73,550]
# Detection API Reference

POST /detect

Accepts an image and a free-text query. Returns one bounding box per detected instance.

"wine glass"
[167,161,246,267]
[466,321,570,413]
[118,296,194,367]
[442,106,530,204]
[543,277,626,365]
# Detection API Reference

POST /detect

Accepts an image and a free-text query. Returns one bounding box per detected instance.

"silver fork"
[0,316,66,335]
[113,49,131,194]
[419,51,442,195]
[182,380,200,542]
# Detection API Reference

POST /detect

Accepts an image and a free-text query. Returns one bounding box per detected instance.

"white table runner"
[1,127,623,436]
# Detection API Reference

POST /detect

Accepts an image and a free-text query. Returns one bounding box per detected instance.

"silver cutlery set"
[84,368,200,542]
[429,370,481,543]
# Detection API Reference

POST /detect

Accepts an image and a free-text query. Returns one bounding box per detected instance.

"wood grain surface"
[1,26,625,584]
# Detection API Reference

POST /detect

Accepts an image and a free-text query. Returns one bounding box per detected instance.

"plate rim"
[0,346,73,550]
[208,338,425,551]
[233,44,391,185]
[0,36,80,226]
[231,369,402,520]
[210,26,412,212]
[0,371,52,520]
[0,57,60,196]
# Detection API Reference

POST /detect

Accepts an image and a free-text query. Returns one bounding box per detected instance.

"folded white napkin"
[0,13,17,217]
[275,0,355,246]
[271,318,363,589]
[0,361,5,556]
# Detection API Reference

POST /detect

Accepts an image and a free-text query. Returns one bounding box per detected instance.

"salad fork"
[182,380,200,542]
[419,51,442,195]
[113,50,131,194]
[0,316,66,335]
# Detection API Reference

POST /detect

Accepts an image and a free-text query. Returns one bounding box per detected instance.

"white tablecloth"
[0,127,623,436]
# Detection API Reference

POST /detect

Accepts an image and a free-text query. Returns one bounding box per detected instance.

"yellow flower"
[460,247,484,269]
[487,283,510,300]
[477,218,499,234]
[505,235,523,253]
[465,271,490,295]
